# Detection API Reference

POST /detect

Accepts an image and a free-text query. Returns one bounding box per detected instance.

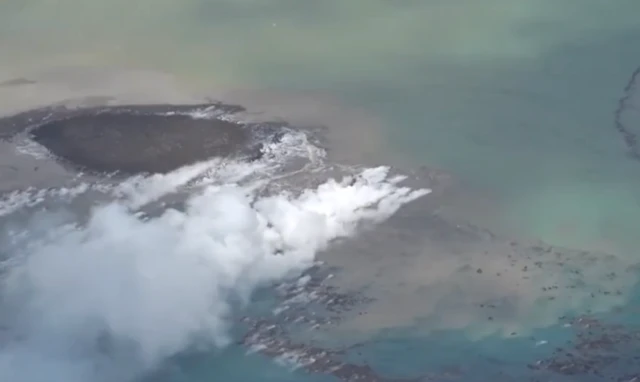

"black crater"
[1,103,286,174]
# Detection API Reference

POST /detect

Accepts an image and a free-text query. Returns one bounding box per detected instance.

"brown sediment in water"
[309,185,639,342]
[238,258,640,381]
[0,65,408,195]
[0,66,407,182]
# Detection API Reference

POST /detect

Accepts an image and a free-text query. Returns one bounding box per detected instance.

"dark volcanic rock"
[31,113,251,174]
[29,105,254,174]
[0,103,287,174]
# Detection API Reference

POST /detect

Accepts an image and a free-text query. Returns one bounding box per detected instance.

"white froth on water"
[0,148,429,382]
[0,184,95,217]
[0,123,323,215]
[13,138,51,160]
[110,159,267,209]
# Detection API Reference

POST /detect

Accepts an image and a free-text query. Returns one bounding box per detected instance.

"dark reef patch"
[528,315,640,380]
[237,266,427,382]
[615,66,640,160]
[241,319,425,382]
[0,103,288,174]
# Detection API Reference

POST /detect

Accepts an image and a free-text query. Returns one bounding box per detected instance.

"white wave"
[161,105,234,121]
[13,139,51,160]
[0,159,429,382]
[0,184,98,217]
[260,130,325,164]
[110,158,268,209]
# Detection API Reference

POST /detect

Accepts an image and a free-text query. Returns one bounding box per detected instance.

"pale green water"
[3,2,640,380]
[4,0,640,254]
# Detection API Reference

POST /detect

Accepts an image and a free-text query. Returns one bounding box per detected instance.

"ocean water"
[1,1,640,381]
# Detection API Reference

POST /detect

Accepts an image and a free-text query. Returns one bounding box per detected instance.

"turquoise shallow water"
[148,281,640,382]
[2,1,640,381]
[151,348,335,382]
[144,284,640,382]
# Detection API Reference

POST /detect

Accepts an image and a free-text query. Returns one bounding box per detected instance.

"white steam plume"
[0,162,429,382]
